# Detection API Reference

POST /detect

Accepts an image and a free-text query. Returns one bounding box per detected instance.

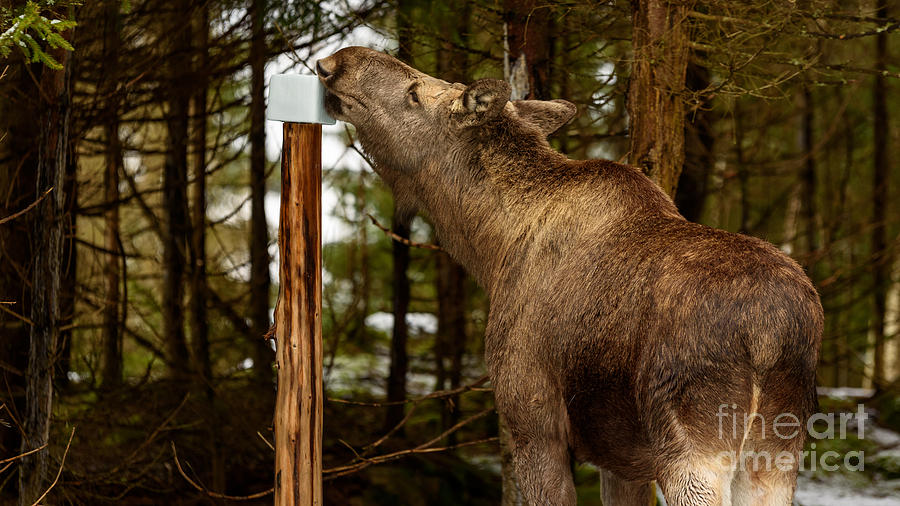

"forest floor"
[794,424,900,505]
[795,392,900,506]
[23,371,900,505]
[796,475,900,506]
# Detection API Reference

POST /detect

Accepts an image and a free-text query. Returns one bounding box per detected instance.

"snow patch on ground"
[795,418,900,505]
[795,475,900,506]
[365,311,438,335]
[817,386,876,400]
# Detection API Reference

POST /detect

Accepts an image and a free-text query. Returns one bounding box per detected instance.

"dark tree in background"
[161,1,193,382]
[190,1,212,392]
[627,0,692,197]
[18,30,73,506]
[99,0,122,390]
[675,59,714,223]
[871,0,891,390]
[249,0,273,386]
[504,0,553,100]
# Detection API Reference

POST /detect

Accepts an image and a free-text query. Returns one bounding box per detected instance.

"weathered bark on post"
[274,122,323,506]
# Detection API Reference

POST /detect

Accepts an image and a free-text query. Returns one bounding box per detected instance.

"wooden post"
[274,122,323,506]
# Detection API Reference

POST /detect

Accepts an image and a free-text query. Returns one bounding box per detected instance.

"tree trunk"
[273,123,324,506]
[503,0,553,100]
[556,12,574,154]
[436,251,466,444]
[19,39,72,506]
[0,62,39,503]
[162,6,192,379]
[56,138,78,390]
[249,0,273,385]
[191,4,225,491]
[734,99,749,234]
[627,0,692,197]
[385,215,411,431]
[798,84,832,384]
[871,0,890,390]
[675,60,713,223]
[836,118,854,387]
[626,2,691,501]
[800,85,819,270]
[101,0,123,389]
[191,1,212,390]
[384,0,414,433]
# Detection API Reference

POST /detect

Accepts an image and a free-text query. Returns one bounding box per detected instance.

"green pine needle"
[0,0,75,70]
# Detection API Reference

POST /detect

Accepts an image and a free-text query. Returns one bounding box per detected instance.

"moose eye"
[408,89,420,105]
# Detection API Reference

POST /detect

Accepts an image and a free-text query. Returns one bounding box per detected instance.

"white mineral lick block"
[267,74,336,125]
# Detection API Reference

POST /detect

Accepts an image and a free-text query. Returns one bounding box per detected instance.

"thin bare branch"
[30,425,75,506]
[0,443,48,465]
[325,408,496,479]
[328,374,489,407]
[0,188,52,226]
[366,213,443,251]
[171,442,274,501]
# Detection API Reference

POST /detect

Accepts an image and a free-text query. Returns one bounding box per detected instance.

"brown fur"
[317,47,823,505]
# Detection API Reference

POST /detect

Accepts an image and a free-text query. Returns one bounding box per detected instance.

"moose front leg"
[494,363,576,506]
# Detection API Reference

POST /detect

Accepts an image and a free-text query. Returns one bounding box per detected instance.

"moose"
[316,46,822,505]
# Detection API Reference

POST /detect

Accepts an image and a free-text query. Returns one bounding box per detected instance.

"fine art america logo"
[716,404,866,472]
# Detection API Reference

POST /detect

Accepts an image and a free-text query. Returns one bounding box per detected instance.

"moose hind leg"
[600,469,655,506]
[730,429,802,506]
[730,466,796,506]
[657,455,735,506]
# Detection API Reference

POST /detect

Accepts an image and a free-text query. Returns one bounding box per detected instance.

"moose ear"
[512,99,577,137]
[451,79,511,128]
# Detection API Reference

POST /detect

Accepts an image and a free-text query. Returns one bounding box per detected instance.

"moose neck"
[366,116,682,298]
[403,133,568,297]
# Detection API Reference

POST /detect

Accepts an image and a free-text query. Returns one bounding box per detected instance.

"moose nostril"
[316,60,333,79]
